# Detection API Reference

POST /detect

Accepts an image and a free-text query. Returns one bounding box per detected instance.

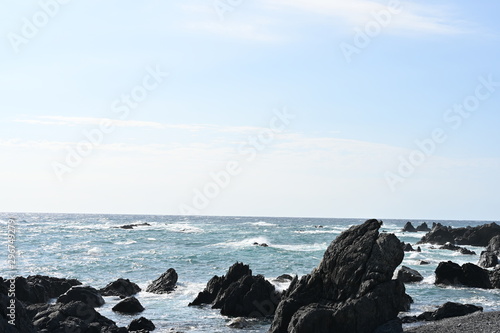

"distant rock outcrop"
[189,262,281,318]
[146,268,178,294]
[478,235,500,268]
[415,223,431,232]
[117,222,151,229]
[402,222,417,232]
[268,219,411,333]
[418,223,500,246]
[101,278,141,297]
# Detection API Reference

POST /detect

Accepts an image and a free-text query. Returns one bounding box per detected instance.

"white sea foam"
[114,240,137,245]
[87,247,102,255]
[294,230,339,235]
[163,223,204,233]
[248,221,277,227]
[273,243,328,252]
[212,237,270,248]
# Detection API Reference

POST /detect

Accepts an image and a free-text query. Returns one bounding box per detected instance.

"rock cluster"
[418,222,500,246]
[190,262,280,318]
[268,219,411,333]
[439,243,476,255]
[478,235,500,268]
[435,261,500,289]
[402,222,431,232]
[402,302,482,323]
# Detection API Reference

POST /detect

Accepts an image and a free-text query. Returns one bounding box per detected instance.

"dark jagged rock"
[435,261,492,289]
[32,300,126,332]
[268,219,411,333]
[189,262,281,318]
[417,302,482,321]
[100,278,141,297]
[439,243,476,255]
[478,235,500,268]
[0,292,36,333]
[1,276,82,305]
[418,222,500,246]
[402,243,415,252]
[415,223,431,232]
[57,286,105,307]
[490,269,500,288]
[128,317,155,331]
[402,222,417,232]
[112,296,145,314]
[397,266,424,283]
[419,260,430,265]
[146,268,178,294]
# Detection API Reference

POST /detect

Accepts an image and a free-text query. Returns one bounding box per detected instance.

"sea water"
[1,213,499,332]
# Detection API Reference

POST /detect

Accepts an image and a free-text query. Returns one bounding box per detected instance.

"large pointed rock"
[268,219,410,333]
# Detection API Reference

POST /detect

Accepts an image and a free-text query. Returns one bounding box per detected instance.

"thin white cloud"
[265,0,471,35]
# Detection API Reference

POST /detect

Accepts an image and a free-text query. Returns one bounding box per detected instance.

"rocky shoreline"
[2,219,500,332]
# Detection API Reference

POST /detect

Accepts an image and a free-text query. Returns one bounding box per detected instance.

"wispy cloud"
[265,0,472,35]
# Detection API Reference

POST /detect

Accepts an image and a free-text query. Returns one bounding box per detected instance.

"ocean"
[1,213,499,332]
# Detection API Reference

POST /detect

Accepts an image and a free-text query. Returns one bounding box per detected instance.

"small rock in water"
[227,317,249,329]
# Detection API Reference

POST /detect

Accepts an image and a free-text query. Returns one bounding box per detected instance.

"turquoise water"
[1,213,499,332]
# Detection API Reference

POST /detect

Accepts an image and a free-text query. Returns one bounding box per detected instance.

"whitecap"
[248,221,277,227]
[87,247,102,255]
[212,237,270,248]
[273,243,328,252]
[114,240,137,245]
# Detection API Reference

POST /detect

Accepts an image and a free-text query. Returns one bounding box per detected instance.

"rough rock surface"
[190,262,281,318]
[439,243,476,255]
[146,268,178,294]
[2,276,81,305]
[418,302,482,321]
[397,266,424,283]
[0,290,36,333]
[100,278,141,297]
[32,300,127,332]
[57,286,105,307]
[268,219,411,333]
[418,223,500,246]
[416,223,431,232]
[478,235,500,268]
[404,311,500,333]
[128,317,156,331]
[112,296,145,314]
[435,261,492,289]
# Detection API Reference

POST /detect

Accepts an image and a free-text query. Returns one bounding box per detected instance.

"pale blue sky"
[0,1,499,220]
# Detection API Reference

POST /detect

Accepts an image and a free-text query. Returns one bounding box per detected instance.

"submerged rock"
[439,243,476,255]
[268,219,411,333]
[100,278,141,297]
[190,262,281,318]
[146,268,178,294]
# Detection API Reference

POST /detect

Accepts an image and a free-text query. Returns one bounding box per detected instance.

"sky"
[0,0,499,220]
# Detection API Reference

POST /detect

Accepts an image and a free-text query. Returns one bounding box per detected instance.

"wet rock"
[435,261,492,289]
[402,222,417,232]
[402,243,415,252]
[118,223,151,229]
[418,222,500,246]
[397,266,424,283]
[417,302,482,321]
[373,318,403,333]
[419,260,430,265]
[100,278,141,297]
[478,235,500,268]
[189,262,281,318]
[57,286,105,307]
[112,296,145,314]
[128,317,155,331]
[273,274,294,283]
[32,300,126,332]
[0,292,36,333]
[146,268,178,294]
[227,317,249,329]
[268,219,411,333]
[439,243,476,255]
